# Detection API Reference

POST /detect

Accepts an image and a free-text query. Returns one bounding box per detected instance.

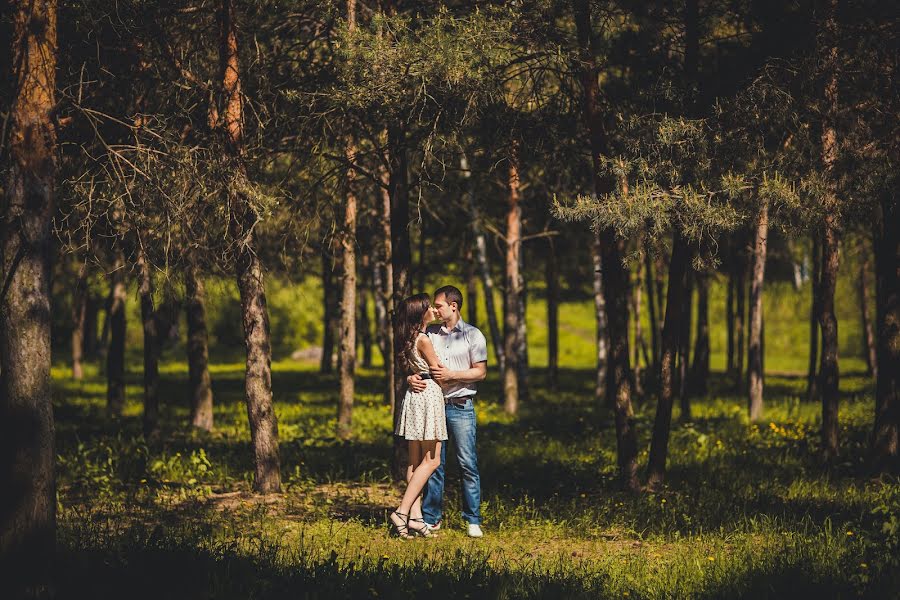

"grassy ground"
[52,353,899,599]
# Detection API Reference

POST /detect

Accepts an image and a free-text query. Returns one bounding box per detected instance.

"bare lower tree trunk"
[337,137,358,439]
[645,241,659,370]
[220,0,280,492]
[691,271,710,396]
[546,237,559,391]
[748,196,769,422]
[807,233,821,401]
[137,248,160,436]
[818,0,841,461]
[678,269,693,420]
[574,0,639,491]
[72,259,88,380]
[378,162,395,412]
[633,239,645,396]
[872,189,899,470]
[647,231,691,488]
[858,237,877,379]
[106,250,127,417]
[186,264,214,431]
[84,294,100,359]
[591,234,609,407]
[0,1,57,588]
[503,146,522,415]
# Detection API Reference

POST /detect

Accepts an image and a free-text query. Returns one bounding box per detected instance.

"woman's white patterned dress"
[395,334,448,441]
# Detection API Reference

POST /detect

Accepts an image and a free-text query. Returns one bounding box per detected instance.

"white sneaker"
[467,524,484,538]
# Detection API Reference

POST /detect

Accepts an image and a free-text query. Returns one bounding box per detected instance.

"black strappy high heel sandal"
[408,517,437,538]
[389,511,413,539]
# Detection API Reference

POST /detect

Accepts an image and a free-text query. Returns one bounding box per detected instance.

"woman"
[389,293,447,539]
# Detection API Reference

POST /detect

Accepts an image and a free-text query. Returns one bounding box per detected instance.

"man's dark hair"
[434,285,463,310]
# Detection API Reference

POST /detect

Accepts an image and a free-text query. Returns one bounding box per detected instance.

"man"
[407,285,487,538]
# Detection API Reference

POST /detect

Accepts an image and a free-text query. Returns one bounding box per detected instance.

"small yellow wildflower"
[861,563,868,569]
[661,498,666,503]
[707,556,715,561]
[846,530,854,536]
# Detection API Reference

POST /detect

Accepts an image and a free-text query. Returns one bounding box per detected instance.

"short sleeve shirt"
[425,318,487,399]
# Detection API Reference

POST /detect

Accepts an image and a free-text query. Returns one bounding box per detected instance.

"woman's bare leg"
[406,441,425,521]
[397,440,441,516]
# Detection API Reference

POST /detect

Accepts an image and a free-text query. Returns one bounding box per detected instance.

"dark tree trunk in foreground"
[857,238,877,379]
[106,250,127,417]
[591,234,609,406]
[647,232,691,489]
[462,154,505,370]
[690,271,710,396]
[137,248,160,436]
[72,260,88,380]
[872,190,899,470]
[186,264,214,431]
[220,0,280,492]
[503,146,522,415]
[378,162,396,412]
[389,124,412,480]
[807,233,821,401]
[0,0,57,588]
[818,0,841,461]
[546,237,560,391]
[574,0,639,491]
[678,270,693,420]
[748,196,769,422]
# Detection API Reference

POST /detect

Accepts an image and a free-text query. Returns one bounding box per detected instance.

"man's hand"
[431,364,455,385]
[407,373,427,392]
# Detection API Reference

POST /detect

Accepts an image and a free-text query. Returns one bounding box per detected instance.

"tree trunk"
[645,242,660,370]
[137,247,160,436]
[106,250,127,417]
[546,237,560,391]
[358,253,373,369]
[818,0,841,461]
[337,140,358,439]
[691,271,710,396]
[748,195,769,422]
[186,264,214,431]
[678,269,693,420]
[858,237,877,379]
[0,1,57,589]
[84,294,100,359]
[647,231,691,489]
[377,161,395,411]
[807,233,821,401]
[72,260,88,380]
[503,146,522,415]
[574,0,639,491]
[633,238,645,396]
[872,189,899,470]
[389,124,412,480]
[220,0,280,492]
[591,234,609,407]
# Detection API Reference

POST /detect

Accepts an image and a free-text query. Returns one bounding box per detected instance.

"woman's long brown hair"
[395,293,431,375]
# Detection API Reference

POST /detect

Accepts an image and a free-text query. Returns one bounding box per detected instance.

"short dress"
[394,335,448,441]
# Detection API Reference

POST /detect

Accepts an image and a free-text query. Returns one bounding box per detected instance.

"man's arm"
[431,361,486,385]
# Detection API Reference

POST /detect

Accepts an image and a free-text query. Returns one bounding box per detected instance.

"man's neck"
[442,313,461,331]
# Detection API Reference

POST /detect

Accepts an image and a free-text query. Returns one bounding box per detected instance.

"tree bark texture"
[220,0,281,492]
[647,231,692,488]
[872,190,899,470]
[503,147,522,415]
[337,140,358,439]
[137,247,160,436]
[0,0,57,587]
[186,264,214,431]
[818,0,842,461]
[591,234,609,406]
[378,162,395,412]
[748,196,769,422]
[106,250,127,417]
[358,253,373,369]
[574,0,639,491]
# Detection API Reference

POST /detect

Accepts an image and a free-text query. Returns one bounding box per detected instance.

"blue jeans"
[422,396,482,525]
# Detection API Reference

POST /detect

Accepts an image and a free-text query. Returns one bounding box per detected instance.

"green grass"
[50,353,899,599]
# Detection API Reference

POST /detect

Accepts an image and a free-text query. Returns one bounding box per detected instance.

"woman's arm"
[415,334,443,370]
